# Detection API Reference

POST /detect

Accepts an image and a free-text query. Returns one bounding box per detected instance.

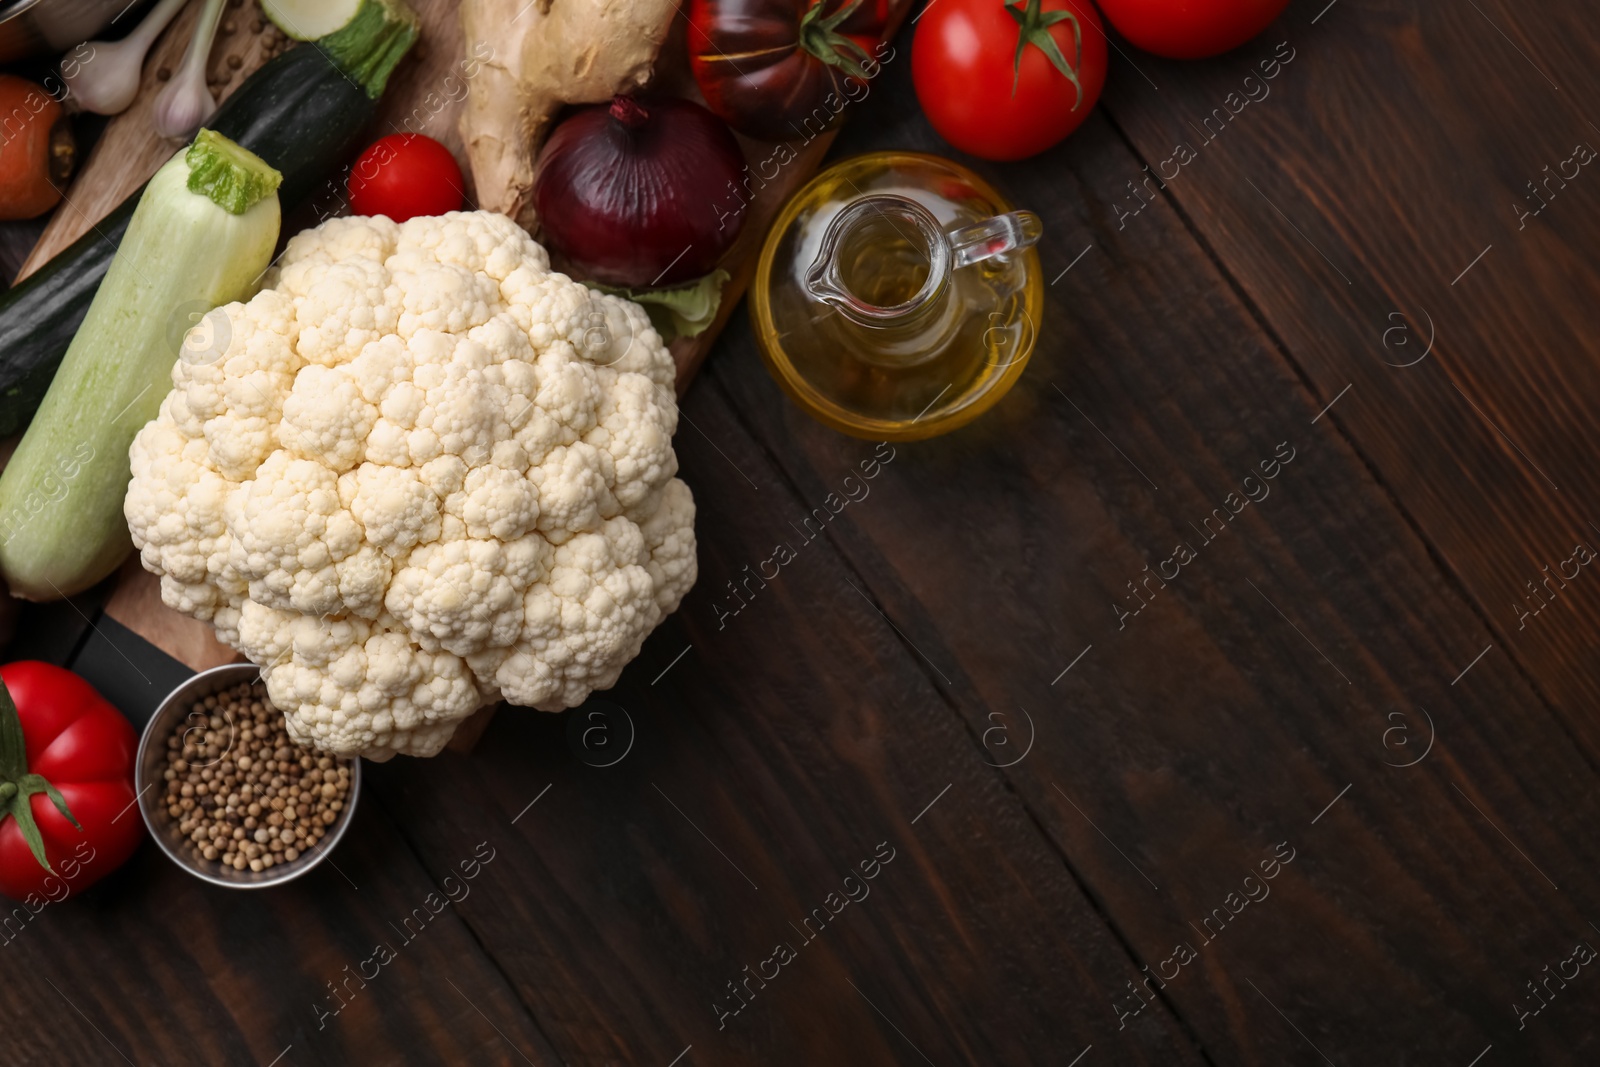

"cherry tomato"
[0,662,141,903]
[1094,0,1289,60]
[912,0,1107,162]
[689,0,894,143]
[347,134,465,222]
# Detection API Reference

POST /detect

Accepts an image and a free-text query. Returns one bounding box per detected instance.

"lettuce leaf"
[595,270,730,344]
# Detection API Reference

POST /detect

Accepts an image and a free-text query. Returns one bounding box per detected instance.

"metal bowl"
[0,0,141,63]
[136,663,361,889]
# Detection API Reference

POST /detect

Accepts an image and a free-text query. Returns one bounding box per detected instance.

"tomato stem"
[799,0,877,81]
[0,673,79,875]
[1006,0,1084,107]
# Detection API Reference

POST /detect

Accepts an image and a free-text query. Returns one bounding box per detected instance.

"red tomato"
[0,662,141,903]
[347,134,466,222]
[912,0,1107,162]
[1094,0,1289,60]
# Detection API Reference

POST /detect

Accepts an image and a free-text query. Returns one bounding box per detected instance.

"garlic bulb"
[62,0,190,116]
[151,0,226,140]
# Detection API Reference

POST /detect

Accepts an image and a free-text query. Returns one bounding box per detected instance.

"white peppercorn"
[156,679,352,876]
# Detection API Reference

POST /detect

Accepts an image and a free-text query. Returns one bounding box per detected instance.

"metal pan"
[0,0,148,64]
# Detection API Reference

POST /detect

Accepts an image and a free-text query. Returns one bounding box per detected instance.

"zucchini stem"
[315,0,421,99]
[185,129,283,215]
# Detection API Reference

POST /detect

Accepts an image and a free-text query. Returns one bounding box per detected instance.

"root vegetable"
[458,0,680,228]
[0,76,70,221]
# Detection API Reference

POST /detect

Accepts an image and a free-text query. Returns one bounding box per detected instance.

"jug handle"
[947,211,1043,270]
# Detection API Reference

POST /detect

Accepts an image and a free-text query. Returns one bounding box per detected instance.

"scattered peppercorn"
[159,679,352,876]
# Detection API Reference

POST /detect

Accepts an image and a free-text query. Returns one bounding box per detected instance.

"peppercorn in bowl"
[136,664,361,888]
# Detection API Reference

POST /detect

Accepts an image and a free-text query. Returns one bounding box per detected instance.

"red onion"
[534,96,750,289]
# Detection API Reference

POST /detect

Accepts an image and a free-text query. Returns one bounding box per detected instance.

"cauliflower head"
[126,211,696,760]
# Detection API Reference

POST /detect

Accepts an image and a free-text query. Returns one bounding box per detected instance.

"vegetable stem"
[1006,0,1084,105]
[316,0,421,99]
[129,0,193,51]
[0,675,23,781]
[186,128,284,214]
[799,0,876,80]
[609,96,650,130]
[0,674,78,874]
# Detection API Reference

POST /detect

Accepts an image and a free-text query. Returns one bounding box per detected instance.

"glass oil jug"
[752,152,1044,440]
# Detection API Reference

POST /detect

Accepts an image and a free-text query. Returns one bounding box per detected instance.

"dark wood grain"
[3,787,561,1065]
[1094,1,1600,753]
[4,1,1600,1065]
[361,382,1207,1066]
[700,18,1600,1064]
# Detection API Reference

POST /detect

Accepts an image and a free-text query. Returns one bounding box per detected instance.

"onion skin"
[534,97,749,288]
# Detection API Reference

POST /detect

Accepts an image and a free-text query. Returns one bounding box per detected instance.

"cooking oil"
[752,152,1044,440]
[834,213,931,312]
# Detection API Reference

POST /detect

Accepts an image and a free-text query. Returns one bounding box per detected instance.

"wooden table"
[7,2,1600,1063]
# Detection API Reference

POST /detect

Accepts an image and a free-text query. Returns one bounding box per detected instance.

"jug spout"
[803,194,952,326]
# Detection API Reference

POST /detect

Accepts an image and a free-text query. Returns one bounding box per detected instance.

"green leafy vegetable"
[594,270,730,343]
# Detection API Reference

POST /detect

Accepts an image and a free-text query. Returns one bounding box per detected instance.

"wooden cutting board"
[21,0,900,745]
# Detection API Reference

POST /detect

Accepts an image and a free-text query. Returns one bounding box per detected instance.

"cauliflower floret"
[126,417,243,617]
[269,214,400,280]
[530,442,616,534]
[347,463,441,555]
[386,535,548,657]
[171,292,300,479]
[226,451,366,617]
[459,465,540,540]
[586,372,678,509]
[279,365,378,472]
[238,603,482,758]
[578,291,674,389]
[503,520,658,709]
[638,478,698,615]
[283,258,399,367]
[395,210,546,281]
[126,211,696,760]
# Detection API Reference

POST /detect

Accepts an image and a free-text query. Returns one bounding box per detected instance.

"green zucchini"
[0,6,416,438]
[261,0,418,95]
[0,131,282,600]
